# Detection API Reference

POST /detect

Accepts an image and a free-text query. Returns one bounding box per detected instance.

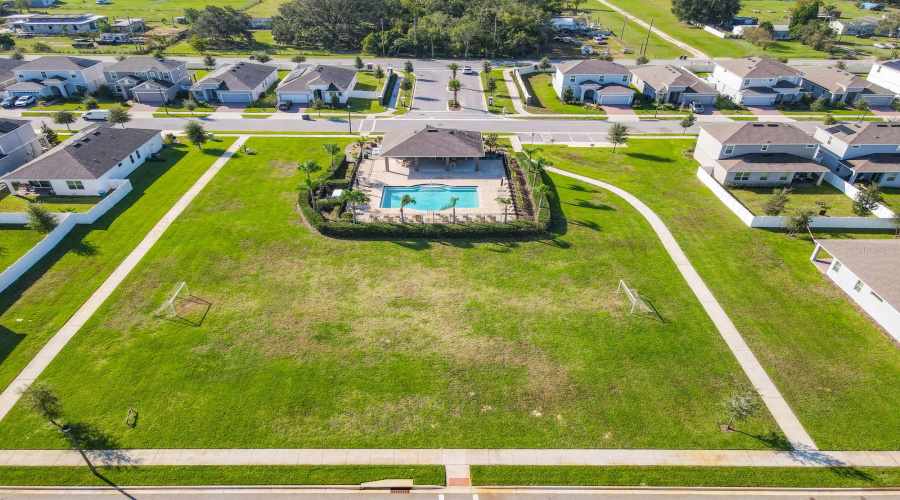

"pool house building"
[377,125,485,172]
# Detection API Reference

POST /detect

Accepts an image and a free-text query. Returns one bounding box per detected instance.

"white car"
[689,101,704,113]
[875,42,898,49]
[14,96,36,107]
[462,65,473,74]
[581,44,594,55]
[593,35,606,43]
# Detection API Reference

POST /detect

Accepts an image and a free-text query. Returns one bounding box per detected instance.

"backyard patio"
[727,184,864,217]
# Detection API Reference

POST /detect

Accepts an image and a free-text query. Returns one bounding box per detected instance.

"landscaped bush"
[381,71,398,105]
[316,197,342,212]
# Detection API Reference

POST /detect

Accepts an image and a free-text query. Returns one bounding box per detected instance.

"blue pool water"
[381,185,479,211]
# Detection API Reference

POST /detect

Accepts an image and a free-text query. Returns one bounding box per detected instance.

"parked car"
[81,109,110,121]
[622,47,634,54]
[1,96,14,107]
[689,101,704,113]
[14,96,35,107]
[595,40,607,45]
[462,65,473,74]
[277,100,292,111]
[593,35,606,42]
[581,44,594,55]
[875,42,898,48]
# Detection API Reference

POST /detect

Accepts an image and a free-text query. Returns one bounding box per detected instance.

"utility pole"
[643,18,653,55]
[620,17,628,45]
[348,109,352,134]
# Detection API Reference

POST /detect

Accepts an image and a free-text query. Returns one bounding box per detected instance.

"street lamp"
[159,89,169,115]
[60,424,99,476]
[348,108,352,134]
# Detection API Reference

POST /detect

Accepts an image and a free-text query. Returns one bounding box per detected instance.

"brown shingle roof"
[816,238,900,308]
[631,65,716,94]
[17,55,102,72]
[702,122,816,145]
[800,65,893,95]
[190,62,275,92]
[844,154,900,172]
[716,56,802,79]
[556,59,630,75]
[820,122,900,145]
[277,64,356,92]
[380,126,484,158]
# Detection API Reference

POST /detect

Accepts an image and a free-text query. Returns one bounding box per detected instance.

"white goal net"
[157,282,190,318]
[616,279,653,314]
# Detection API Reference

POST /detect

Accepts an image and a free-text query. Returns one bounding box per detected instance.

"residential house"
[732,24,790,40]
[111,18,145,33]
[694,122,828,185]
[866,60,900,95]
[630,65,718,106]
[810,239,900,341]
[800,65,894,106]
[550,15,588,32]
[0,59,26,93]
[0,119,47,177]
[190,62,277,103]
[0,124,162,197]
[708,56,807,105]
[815,122,900,187]
[4,14,106,34]
[378,126,485,172]
[552,59,634,105]
[6,56,104,99]
[275,64,356,105]
[829,19,877,36]
[103,57,190,103]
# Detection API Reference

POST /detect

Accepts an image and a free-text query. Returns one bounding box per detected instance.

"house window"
[599,75,605,82]
[827,136,833,145]
[163,72,171,80]
[760,173,769,181]
[780,172,789,181]
[569,76,575,82]
[114,85,121,92]
[40,72,47,79]
[833,261,842,273]
[871,291,884,302]
[851,145,860,149]
[16,72,23,79]
[734,172,751,181]
[854,280,864,292]
[69,72,76,79]
[135,150,141,159]
[129,154,134,163]
[743,79,750,86]
[621,75,628,83]
[806,144,815,148]
[29,180,51,188]
[65,180,84,190]
[886,173,898,182]
[761,144,769,151]
[724,145,735,155]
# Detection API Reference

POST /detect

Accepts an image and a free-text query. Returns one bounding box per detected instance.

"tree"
[762,187,791,216]
[447,62,460,79]
[400,77,413,93]
[298,159,322,180]
[339,189,369,223]
[855,97,870,122]
[184,121,208,150]
[496,197,512,223]
[485,76,498,96]
[485,133,499,153]
[529,157,550,190]
[533,184,551,221]
[81,96,99,110]
[892,210,900,237]
[184,96,197,116]
[291,54,307,64]
[152,47,165,59]
[0,33,15,51]
[10,48,24,60]
[722,390,762,432]
[192,6,252,45]
[354,56,365,71]
[680,113,696,134]
[635,55,649,65]
[52,110,76,131]
[448,79,462,107]
[790,0,822,33]
[538,56,552,73]
[184,7,201,24]
[374,65,386,84]
[14,0,30,13]
[310,98,326,116]
[107,105,131,128]
[330,92,340,109]
[810,96,828,112]
[255,53,271,63]
[40,122,58,145]
[607,123,629,153]
[440,196,460,224]
[742,27,774,50]
[399,194,416,223]
[653,92,666,118]
[824,113,837,125]
[404,60,414,74]
[188,35,208,53]
[792,21,835,51]
[671,0,741,26]
[785,209,814,236]
[25,204,58,234]
[835,59,847,70]
[203,54,216,70]
[18,381,62,426]
[562,86,575,104]
[759,21,775,33]
[322,142,341,173]
[852,183,884,216]
[301,178,320,211]
[482,60,492,75]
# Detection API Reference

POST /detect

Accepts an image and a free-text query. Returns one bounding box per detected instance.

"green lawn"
[728,184,863,217]
[0,141,235,397]
[481,69,517,115]
[0,227,44,272]
[353,71,384,92]
[472,466,900,487]
[0,190,100,214]
[35,98,129,112]
[158,97,217,113]
[580,0,685,59]
[534,140,900,450]
[346,97,386,113]
[0,137,786,451]
[0,465,445,486]
[394,72,415,114]
[880,187,900,211]
[738,0,894,23]
[522,73,605,115]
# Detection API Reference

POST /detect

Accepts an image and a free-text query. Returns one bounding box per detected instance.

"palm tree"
[302,178,320,211]
[399,194,416,223]
[440,196,459,223]
[522,145,543,159]
[447,62,460,79]
[298,159,322,180]
[496,197,511,223]
[339,189,370,223]
[322,142,341,174]
[448,79,462,107]
[533,184,551,221]
[530,157,550,190]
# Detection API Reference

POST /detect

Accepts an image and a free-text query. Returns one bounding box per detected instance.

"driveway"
[412,68,487,114]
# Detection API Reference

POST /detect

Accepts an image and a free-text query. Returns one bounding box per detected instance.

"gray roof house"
[103,57,190,103]
[695,122,828,185]
[190,62,277,104]
[814,122,900,186]
[708,56,807,105]
[630,65,718,106]
[0,59,26,91]
[7,56,104,98]
[552,59,635,105]
[378,125,485,171]
[0,119,46,177]
[799,65,895,107]
[275,64,357,105]
[0,124,163,196]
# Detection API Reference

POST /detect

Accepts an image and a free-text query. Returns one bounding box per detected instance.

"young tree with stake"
[482,60,492,75]
[607,123,629,153]
[297,159,322,180]
[404,60,414,74]
[107,105,131,128]
[53,110,76,131]
[184,120,208,150]
[354,56,365,71]
[721,389,762,432]
[533,184,551,221]
[680,113,696,134]
[538,56,551,73]
[374,65,386,85]
[321,142,341,174]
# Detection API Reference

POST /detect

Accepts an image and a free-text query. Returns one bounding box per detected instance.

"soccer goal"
[616,279,653,314]
[157,281,191,318]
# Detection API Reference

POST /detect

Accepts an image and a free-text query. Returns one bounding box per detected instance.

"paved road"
[412,68,487,114]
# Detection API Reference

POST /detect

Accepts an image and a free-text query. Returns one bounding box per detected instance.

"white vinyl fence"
[697,166,897,230]
[0,180,132,293]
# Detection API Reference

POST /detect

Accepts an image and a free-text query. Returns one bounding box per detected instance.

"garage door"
[220,92,252,103]
[133,92,165,103]
[596,94,632,105]
[687,94,717,105]
[739,95,774,106]
[277,92,310,104]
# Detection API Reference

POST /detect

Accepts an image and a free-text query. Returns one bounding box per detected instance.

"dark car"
[277,100,292,111]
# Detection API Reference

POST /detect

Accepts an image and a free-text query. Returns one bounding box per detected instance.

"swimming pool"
[380,185,479,211]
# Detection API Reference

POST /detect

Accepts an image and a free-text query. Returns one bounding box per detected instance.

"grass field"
[535,140,900,450]
[346,97,386,113]
[0,227,44,272]
[580,0,686,59]
[728,184,863,217]
[0,136,787,451]
[395,72,415,114]
[353,71,384,92]
[0,191,100,214]
[880,188,900,211]
[0,140,235,398]
[738,0,895,23]
[481,69,517,115]
[522,73,605,115]
[25,0,244,23]
[472,466,900,487]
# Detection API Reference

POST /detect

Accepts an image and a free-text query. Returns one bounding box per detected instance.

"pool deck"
[355,157,515,222]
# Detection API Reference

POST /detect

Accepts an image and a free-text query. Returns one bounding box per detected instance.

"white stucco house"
[190,62,277,103]
[552,60,635,105]
[275,64,357,104]
[0,119,46,177]
[810,239,900,342]
[800,65,894,107]
[4,13,106,34]
[815,122,900,187]
[867,60,900,96]
[5,56,104,99]
[103,57,191,103]
[694,122,828,185]
[0,125,162,197]
[708,56,807,105]
[630,64,718,106]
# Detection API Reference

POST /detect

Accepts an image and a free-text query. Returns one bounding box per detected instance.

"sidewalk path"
[502,68,530,115]
[545,166,817,451]
[596,0,709,59]
[0,137,249,423]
